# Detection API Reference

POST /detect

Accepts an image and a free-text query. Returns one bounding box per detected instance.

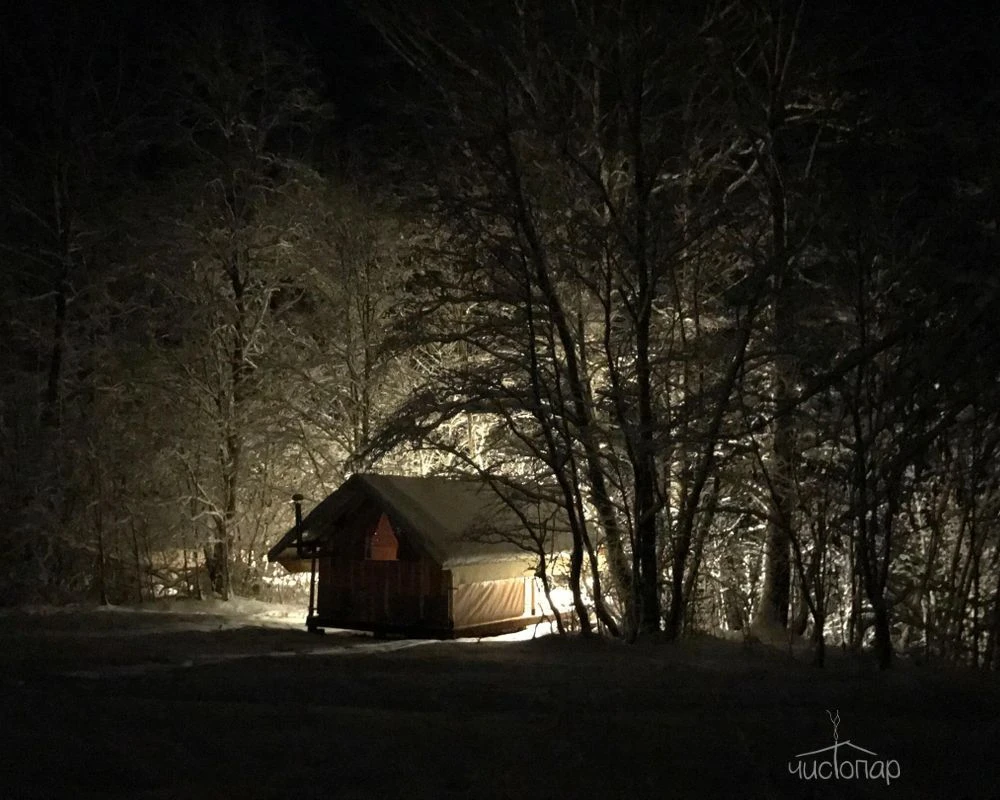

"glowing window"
[366,513,399,561]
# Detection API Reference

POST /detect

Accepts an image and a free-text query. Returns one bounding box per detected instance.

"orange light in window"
[367,513,399,560]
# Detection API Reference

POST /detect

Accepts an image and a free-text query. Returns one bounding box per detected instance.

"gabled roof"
[267,473,568,569]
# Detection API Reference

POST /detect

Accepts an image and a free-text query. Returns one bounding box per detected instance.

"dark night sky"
[1,0,997,235]
[2,0,996,152]
[266,0,400,134]
[0,0,404,147]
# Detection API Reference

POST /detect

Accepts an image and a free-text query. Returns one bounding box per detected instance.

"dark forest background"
[2,0,999,671]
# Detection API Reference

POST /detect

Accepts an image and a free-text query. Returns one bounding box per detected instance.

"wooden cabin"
[267,474,564,637]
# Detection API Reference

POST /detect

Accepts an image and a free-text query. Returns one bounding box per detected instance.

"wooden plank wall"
[317,558,449,627]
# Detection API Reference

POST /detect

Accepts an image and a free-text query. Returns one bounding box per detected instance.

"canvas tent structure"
[267,474,566,637]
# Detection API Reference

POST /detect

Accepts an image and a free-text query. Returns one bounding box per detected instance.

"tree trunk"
[751,5,800,641]
[986,577,1000,670]
[634,462,659,633]
[870,592,894,670]
[536,555,565,636]
[664,318,756,640]
[42,278,68,427]
[790,583,810,636]
[754,302,795,636]
[131,519,144,603]
[857,506,894,670]
[567,525,591,636]
[95,517,108,606]
[756,519,791,633]
[812,611,826,667]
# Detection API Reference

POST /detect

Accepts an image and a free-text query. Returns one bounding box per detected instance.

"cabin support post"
[307,552,319,632]
[292,492,322,634]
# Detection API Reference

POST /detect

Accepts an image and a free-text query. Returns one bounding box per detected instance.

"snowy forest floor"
[0,601,997,799]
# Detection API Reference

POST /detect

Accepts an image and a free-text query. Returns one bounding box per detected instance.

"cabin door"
[356,561,425,626]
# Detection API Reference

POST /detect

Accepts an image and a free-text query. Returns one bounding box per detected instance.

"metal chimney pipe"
[292,493,304,551]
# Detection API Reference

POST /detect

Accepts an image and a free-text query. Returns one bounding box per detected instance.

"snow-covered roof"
[267,473,568,570]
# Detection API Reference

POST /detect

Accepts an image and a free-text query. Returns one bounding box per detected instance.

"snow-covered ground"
[2,596,559,636]
[0,599,996,799]
[0,597,557,678]
[0,596,308,631]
